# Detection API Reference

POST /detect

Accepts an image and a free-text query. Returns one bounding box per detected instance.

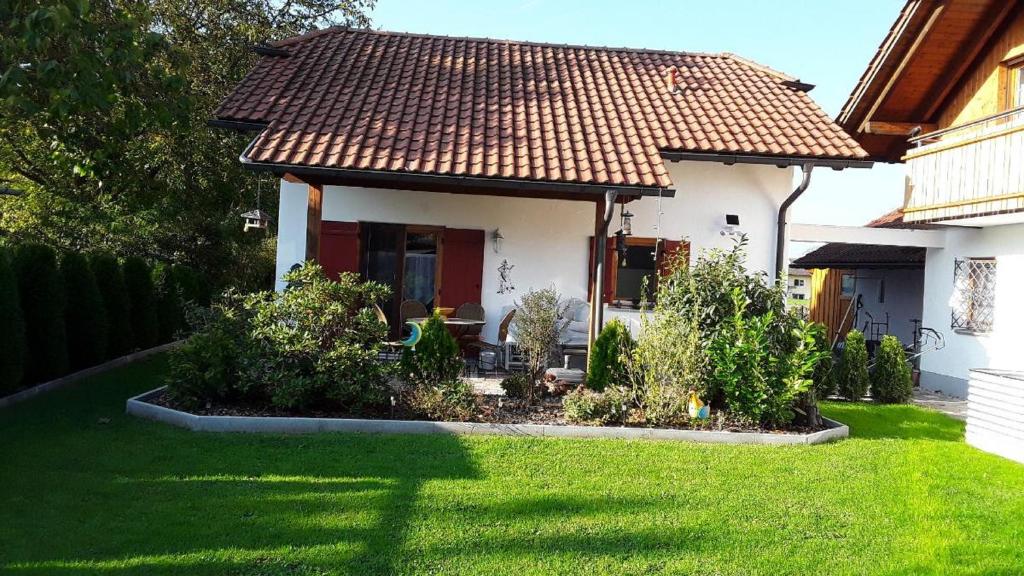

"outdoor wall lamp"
[621,209,634,236]
[491,228,504,253]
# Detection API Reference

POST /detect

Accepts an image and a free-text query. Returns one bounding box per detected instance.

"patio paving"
[913,388,967,421]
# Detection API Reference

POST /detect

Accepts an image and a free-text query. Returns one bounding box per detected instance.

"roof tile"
[217,28,868,189]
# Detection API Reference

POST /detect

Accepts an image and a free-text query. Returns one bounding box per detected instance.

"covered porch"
[272,169,677,360]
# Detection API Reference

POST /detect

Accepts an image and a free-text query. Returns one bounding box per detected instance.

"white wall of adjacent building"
[275,161,795,342]
[846,268,924,347]
[920,223,1024,397]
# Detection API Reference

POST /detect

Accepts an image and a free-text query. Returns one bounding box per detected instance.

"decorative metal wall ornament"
[497,259,515,294]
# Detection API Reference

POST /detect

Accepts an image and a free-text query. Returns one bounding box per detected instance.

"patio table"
[407,317,486,340]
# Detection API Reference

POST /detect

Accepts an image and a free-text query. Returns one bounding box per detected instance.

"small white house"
[214,27,869,353]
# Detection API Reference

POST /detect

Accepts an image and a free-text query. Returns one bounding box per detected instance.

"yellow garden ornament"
[688,391,710,420]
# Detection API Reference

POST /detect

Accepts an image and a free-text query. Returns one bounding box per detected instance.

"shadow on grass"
[0,356,483,575]
[821,402,964,442]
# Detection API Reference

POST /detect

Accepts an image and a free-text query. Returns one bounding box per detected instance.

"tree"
[61,252,109,370]
[14,244,67,383]
[838,330,870,401]
[91,252,133,358]
[872,335,913,403]
[123,257,159,350]
[0,247,27,392]
[511,288,568,404]
[1,0,372,293]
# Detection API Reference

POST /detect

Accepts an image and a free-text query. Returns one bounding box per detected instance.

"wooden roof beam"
[857,2,946,134]
[863,121,937,136]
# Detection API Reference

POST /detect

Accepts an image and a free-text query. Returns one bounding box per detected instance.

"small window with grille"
[951,258,996,333]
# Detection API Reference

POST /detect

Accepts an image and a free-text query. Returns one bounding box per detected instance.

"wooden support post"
[588,190,617,365]
[305,183,323,262]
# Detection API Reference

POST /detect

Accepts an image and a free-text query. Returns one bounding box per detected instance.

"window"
[791,293,806,301]
[951,258,996,333]
[793,278,806,287]
[840,274,856,298]
[614,239,657,306]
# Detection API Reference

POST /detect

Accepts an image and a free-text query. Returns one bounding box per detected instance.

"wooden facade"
[808,268,854,344]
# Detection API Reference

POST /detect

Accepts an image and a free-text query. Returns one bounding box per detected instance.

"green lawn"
[1,357,1022,575]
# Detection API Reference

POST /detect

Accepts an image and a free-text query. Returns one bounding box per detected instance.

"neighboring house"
[214,28,869,350]
[838,0,1024,462]
[792,209,927,348]
[786,267,811,313]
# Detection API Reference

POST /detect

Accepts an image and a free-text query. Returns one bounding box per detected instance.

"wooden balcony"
[903,106,1024,223]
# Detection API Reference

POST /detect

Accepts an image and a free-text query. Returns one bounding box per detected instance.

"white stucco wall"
[275,161,795,342]
[847,268,925,346]
[920,223,1024,396]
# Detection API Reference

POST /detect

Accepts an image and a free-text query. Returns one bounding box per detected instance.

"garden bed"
[128,387,848,444]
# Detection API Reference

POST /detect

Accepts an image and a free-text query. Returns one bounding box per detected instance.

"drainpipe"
[589,190,619,351]
[775,163,814,281]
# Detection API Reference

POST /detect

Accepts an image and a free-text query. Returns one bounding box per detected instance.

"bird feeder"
[241,209,272,232]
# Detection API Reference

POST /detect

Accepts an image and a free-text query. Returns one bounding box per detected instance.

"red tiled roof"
[792,208,930,269]
[216,28,869,189]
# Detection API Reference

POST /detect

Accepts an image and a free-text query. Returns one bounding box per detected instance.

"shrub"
[91,253,133,358]
[406,379,476,421]
[810,323,837,399]
[586,319,633,391]
[14,244,67,383]
[872,335,913,403]
[709,288,824,427]
[244,265,391,411]
[563,386,628,425]
[0,248,26,393]
[399,312,463,388]
[165,303,250,410]
[165,263,391,413]
[511,287,568,403]
[61,252,109,370]
[838,330,870,401]
[153,262,184,344]
[123,257,159,350]
[499,372,531,400]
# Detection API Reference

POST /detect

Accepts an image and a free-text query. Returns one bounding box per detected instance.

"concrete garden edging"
[0,341,183,410]
[127,386,849,445]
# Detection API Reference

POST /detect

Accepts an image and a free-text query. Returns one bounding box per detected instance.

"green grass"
[1,356,1023,575]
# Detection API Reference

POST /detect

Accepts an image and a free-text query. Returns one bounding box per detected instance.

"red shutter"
[657,239,688,276]
[320,221,360,280]
[439,228,484,309]
[588,236,617,304]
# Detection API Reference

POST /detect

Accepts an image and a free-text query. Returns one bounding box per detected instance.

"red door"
[320,221,360,280]
[439,228,484,310]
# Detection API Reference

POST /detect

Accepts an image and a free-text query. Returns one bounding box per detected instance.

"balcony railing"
[903,106,1024,223]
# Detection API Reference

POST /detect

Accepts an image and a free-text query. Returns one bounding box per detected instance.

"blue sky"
[369,0,907,230]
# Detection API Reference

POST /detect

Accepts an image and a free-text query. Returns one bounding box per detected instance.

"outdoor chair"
[374,304,404,361]
[400,299,428,323]
[455,302,486,343]
[465,308,516,375]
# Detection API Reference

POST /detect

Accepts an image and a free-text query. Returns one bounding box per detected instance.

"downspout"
[775,163,814,280]
[590,190,619,351]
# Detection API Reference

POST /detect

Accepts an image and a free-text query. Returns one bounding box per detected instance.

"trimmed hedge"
[14,244,68,384]
[61,252,109,370]
[838,329,870,402]
[153,262,184,344]
[91,253,133,358]
[123,257,159,350]
[871,335,913,404]
[0,248,27,393]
